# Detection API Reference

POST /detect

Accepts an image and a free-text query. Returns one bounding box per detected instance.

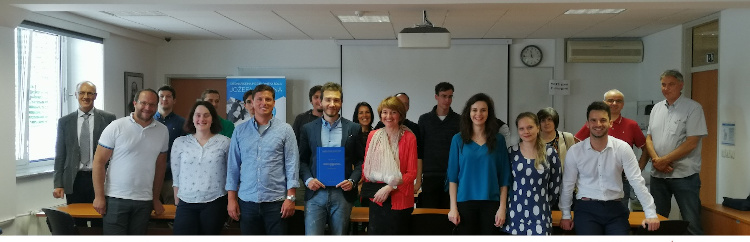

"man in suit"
[298,82,362,235]
[53,81,116,205]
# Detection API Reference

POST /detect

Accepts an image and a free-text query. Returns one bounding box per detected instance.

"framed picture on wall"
[124,72,144,116]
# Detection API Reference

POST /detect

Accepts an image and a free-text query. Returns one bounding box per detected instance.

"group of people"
[52,69,707,236]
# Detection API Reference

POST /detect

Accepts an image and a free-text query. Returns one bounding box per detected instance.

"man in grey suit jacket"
[53,81,116,205]
[298,82,363,235]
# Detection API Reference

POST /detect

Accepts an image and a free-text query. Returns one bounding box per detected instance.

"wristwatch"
[392,185,398,190]
[286,195,296,202]
[347,179,355,186]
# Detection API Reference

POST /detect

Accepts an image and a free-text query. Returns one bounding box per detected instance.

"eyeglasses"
[604,99,624,104]
[78,92,97,97]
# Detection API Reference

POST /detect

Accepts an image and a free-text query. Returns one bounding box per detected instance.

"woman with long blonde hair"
[501,112,561,235]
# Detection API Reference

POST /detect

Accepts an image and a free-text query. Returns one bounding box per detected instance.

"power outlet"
[721,148,735,159]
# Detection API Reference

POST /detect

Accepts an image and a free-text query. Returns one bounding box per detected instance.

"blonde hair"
[377,96,407,125]
[515,112,548,169]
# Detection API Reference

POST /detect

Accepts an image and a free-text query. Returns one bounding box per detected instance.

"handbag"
[722,196,750,211]
[361,182,387,199]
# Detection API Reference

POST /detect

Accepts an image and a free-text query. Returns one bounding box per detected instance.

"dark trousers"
[573,199,630,235]
[368,199,413,235]
[417,174,450,209]
[102,197,153,235]
[67,171,95,204]
[238,200,287,235]
[67,171,102,227]
[651,173,704,235]
[173,195,228,235]
[621,173,632,209]
[456,200,501,235]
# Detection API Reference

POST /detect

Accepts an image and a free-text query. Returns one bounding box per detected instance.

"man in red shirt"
[574,89,649,209]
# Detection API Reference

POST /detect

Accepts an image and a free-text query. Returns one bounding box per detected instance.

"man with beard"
[92,89,169,235]
[298,82,362,235]
[560,101,660,235]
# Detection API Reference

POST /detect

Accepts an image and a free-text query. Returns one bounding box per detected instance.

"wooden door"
[691,70,718,203]
[169,78,227,119]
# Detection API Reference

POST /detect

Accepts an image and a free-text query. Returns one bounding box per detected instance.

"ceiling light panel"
[338,15,390,23]
[564,9,625,15]
[102,11,166,16]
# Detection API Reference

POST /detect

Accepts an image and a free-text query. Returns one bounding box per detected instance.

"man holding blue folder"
[298,82,363,235]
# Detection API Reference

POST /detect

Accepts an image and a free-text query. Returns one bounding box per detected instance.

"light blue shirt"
[321,117,343,148]
[226,117,300,203]
[304,117,343,186]
[647,95,707,178]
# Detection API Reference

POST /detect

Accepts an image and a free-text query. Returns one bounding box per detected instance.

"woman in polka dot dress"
[502,112,561,235]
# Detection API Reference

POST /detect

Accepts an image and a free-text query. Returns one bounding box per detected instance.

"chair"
[410,213,456,235]
[42,208,78,235]
[633,220,689,235]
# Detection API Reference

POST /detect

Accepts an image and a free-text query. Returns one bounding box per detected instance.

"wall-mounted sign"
[721,123,735,146]
[549,79,570,95]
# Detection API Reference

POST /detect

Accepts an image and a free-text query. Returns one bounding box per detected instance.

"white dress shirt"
[560,136,657,219]
[77,108,95,170]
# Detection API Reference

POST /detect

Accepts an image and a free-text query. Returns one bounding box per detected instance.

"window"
[15,21,104,177]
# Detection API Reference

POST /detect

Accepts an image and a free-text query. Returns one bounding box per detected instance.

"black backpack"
[722,194,750,211]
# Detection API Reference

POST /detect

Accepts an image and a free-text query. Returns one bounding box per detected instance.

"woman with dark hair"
[352,102,374,144]
[446,93,511,235]
[537,107,575,168]
[352,102,374,208]
[170,101,230,235]
[502,112,561,235]
[361,96,418,235]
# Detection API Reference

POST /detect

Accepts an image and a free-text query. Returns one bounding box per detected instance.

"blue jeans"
[173,195,228,235]
[650,173,703,235]
[238,200,287,235]
[304,188,352,235]
[574,199,630,235]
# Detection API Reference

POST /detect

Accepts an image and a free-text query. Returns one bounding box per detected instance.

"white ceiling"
[9,0,750,40]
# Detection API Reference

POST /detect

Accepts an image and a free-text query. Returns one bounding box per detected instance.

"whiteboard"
[508,67,554,145]
[341,44,509,125]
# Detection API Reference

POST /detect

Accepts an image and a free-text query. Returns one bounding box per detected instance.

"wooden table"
[40,203,177,219]
[350,207,666,227]
[45,204,665,228]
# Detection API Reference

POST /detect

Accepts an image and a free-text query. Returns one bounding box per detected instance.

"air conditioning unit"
[566,39,643,63]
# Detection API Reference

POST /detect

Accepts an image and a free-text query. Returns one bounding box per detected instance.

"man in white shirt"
[92,89,169,235]
[560,101,660,235]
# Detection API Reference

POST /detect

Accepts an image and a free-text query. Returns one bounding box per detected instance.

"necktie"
[80,113,91,167]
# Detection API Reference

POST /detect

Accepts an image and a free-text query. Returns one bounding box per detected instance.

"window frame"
[15,21,104,177]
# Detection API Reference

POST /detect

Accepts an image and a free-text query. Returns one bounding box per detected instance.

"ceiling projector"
[397,11,451,48]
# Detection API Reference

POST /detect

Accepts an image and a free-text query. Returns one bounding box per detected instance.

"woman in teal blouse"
[447,93,511,235]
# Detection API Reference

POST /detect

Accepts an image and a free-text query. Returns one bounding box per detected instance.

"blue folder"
[316,147,345,186]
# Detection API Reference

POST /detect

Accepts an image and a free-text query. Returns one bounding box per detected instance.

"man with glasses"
[574,89,648,210]
[53,81,116,226]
